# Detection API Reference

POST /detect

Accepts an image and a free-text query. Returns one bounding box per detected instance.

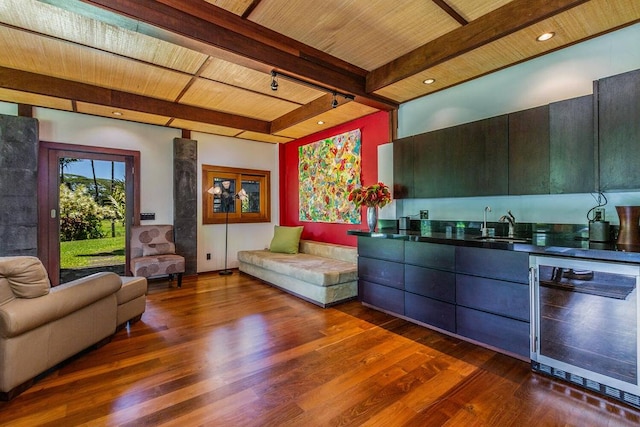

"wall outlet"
[206,253,211,260]
[594,208,606,222]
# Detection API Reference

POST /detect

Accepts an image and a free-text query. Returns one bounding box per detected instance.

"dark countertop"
[347,228,640,264]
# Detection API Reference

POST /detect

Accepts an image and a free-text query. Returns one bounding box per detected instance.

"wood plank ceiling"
[0,0,638,144]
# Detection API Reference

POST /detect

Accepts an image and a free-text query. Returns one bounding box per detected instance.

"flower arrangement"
[348,182,392,208]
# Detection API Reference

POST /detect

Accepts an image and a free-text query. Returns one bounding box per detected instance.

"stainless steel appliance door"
[530,255,640,396]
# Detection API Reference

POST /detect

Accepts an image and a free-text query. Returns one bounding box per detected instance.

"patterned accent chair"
[130,225,185,287]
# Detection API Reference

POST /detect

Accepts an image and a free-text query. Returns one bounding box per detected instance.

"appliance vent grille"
[605,386,622,399]
[624,393,640,406]
[553,369,567,379]
[531,361,640,409]
[569,373,584,384]
[585,379,600,391]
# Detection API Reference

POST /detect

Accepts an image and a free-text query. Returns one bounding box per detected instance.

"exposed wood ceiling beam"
[270,93,349,134]
[241,0,263,19]
[74,0,397,110]
[0,66,271,133]
[367,0,591,92]
[432,0,468,26]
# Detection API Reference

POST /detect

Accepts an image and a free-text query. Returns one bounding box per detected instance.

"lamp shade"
[207,186,222,195]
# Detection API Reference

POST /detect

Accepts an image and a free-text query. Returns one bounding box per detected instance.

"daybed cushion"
[269,225,304,254]
[238,250,357,287]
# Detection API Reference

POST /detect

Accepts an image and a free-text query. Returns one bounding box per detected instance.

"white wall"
[1,106,279,273]
[196,132,279,272]
[0,102,17,115]
[37,108,181,223]
[395,23,640,225]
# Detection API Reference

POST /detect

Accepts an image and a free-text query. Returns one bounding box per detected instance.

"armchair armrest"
[0,272,122,338]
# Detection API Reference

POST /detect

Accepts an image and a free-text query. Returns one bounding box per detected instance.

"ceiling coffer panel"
[76,102,172,126]
[0,0,208,74]
[248,0,462,71]
[180,78,302,121]
[0,27,192,101]
[199,58,325,104]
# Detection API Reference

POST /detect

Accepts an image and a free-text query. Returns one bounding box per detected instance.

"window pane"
[241,179,261,213]
[213,178,237,213]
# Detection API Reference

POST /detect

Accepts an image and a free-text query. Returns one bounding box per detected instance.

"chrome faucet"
[499,210,516,237]
[482,206,491,236]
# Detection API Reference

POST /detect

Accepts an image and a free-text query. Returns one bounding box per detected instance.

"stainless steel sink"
[474,236,531,243]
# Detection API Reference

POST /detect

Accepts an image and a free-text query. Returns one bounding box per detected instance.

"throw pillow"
[269,225,303,254]
[142,242,176,256]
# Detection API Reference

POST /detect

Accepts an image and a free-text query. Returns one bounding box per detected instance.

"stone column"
[0,115,39,256]
[173,138,197,275]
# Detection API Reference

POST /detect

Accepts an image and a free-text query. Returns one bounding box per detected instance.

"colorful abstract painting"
[299,129,361,223]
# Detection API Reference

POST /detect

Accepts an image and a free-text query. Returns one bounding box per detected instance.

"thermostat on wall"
[140,213,155,221]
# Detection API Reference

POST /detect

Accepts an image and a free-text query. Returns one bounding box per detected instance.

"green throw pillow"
[269,225,303,254]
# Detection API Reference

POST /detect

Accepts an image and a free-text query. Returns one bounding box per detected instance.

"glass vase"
[366,206,378,232]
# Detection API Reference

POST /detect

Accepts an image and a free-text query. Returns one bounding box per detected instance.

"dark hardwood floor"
[1,271,639,426]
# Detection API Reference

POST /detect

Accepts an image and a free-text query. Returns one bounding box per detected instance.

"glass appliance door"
[530,256,640,402]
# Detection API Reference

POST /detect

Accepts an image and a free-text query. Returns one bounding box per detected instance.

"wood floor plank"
[1,271,639,426]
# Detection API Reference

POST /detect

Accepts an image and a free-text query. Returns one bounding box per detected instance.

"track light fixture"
[270,70,354,108]
[331,91,338,108]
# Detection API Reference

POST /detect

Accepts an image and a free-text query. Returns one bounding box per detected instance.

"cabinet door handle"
[529,266,537,354]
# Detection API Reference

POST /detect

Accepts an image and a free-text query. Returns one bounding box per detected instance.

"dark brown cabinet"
[410,116,508,198]
[356,237,531,358]
[456,306,530,357]
[357,237,404,315]
[455,246,530,357]
[412,127,451,198]
[393,69,640,198]
[392,135,414,199]
[404,241,456,332]
[549,95,596,193]
[598,68,640,191]
[508,105,550,195]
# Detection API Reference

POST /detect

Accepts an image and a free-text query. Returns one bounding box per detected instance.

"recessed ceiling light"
[423,78,436,85]
[112,111,123,116]
[317,120,324,125]
[537,32,555,42]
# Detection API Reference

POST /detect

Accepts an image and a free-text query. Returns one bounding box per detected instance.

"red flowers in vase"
[348,182,392,208]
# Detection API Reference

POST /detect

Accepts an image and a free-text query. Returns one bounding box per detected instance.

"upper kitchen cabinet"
[413,116,508,198]
[508,105,550,195]
[451,116,509,197]
[549,95,596,194]
[598,68,640,191]
[413,126,452,198]
[392,135,414,199]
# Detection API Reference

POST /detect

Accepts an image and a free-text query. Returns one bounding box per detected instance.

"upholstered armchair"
[130,224,185,287]
[0,256,123,399]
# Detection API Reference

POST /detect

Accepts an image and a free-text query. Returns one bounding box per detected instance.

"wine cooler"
[530,255,640,408]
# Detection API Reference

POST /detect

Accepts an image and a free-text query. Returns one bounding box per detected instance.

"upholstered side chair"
[130,224,185,287]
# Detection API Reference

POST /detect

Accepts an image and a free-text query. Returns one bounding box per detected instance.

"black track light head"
[270,71,278,91]
[331,91,338,108]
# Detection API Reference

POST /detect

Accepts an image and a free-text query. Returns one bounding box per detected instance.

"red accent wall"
[279,111,390,246]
